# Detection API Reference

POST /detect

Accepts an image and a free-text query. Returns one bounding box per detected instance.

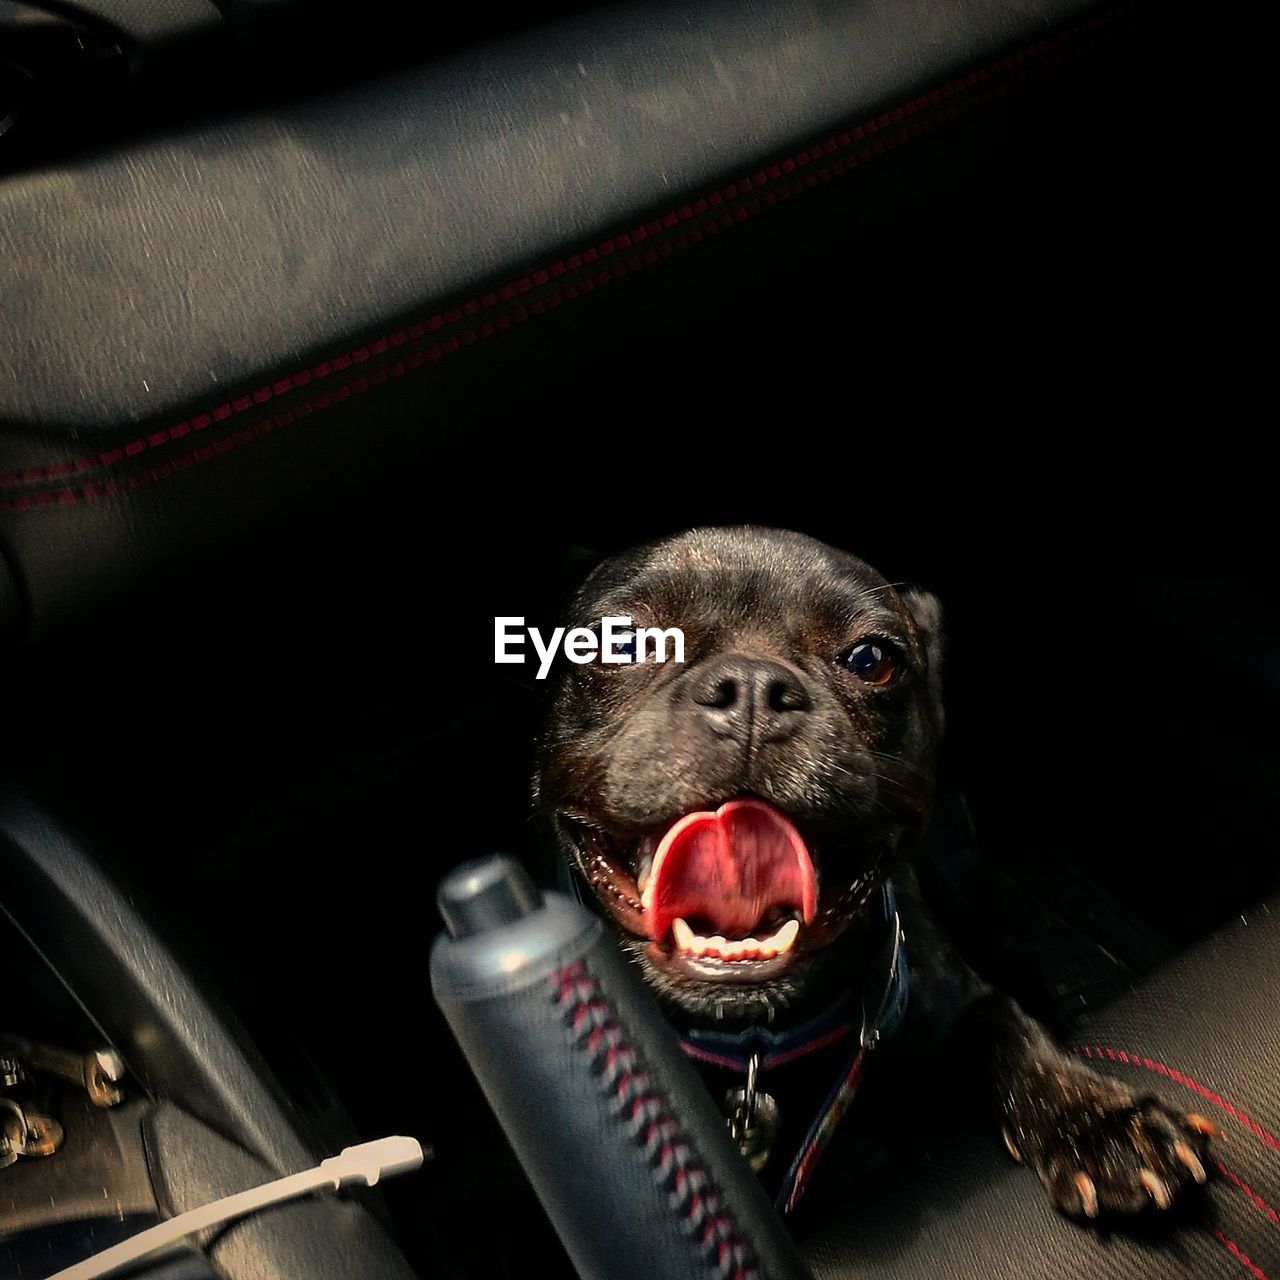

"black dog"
[535,526,1212,1219]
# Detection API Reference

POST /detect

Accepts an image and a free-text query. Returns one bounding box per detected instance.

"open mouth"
[565,796,867,983]
[640,799,817,975]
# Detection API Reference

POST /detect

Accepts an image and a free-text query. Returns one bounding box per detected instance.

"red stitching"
[553,958,761,1280]
[1209,1227,1271,1280]
[1075,1046,1280,1152]
[0,0,1135,507]
[680,1022,852,1072]
[1214,1159,1280,1226]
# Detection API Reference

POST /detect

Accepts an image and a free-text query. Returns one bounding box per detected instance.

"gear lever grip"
[430,855,814,1280]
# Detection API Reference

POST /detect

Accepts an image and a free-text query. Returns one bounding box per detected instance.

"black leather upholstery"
[0,0,1140,641]
[798,898,1280,1279]
[0,0,1109,433]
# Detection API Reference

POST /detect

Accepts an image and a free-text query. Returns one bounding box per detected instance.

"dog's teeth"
[774,919,800,952]
[641,839,670,915]
[670,916,800,961]
[637,855,653,894]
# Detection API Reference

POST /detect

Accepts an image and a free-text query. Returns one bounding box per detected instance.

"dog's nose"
[688,655,811,745]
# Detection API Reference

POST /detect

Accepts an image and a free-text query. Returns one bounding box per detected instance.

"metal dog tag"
[724,1053,780,1172]
[726,1087,780,1172]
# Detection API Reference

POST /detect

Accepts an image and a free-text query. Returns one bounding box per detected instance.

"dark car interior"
[1,1,1275,1277]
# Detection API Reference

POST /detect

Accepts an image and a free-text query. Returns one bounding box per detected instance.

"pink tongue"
[644,798,818,943]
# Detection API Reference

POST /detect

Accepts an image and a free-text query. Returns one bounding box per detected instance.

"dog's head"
[535,527,943,1021]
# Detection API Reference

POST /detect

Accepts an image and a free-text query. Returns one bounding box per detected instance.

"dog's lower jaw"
[613,889,890,1028]
[618,933,804,1023]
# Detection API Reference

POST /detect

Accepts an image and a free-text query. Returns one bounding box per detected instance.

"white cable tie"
[47,1135,426,1280]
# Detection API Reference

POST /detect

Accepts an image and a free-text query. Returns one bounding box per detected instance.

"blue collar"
[677,880,910,1215]
[678,880,909,1069]
[564,855,911,1212]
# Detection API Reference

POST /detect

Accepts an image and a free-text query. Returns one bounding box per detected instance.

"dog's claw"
[1173,1141,1207,1184]
[1002,1127,1023,1163]
[1139,1169,1172,1209]
[1185,1113,1220,1139]
[1074,1172,1099,1218]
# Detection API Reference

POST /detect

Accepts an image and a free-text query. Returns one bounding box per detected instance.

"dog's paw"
[1002,1063,1216,1218]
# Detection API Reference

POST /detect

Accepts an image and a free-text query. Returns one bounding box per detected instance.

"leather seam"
[552,958,761,1280]
[1209,1226,1271,1280]
[0,0,1136,510]
[1075,1045,1280,1152]
[1213,1160,1280,1226]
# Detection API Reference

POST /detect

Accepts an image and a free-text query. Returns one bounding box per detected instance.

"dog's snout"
[688,655,811,745]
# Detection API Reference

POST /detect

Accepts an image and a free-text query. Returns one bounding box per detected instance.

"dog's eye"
[611,630,638,660]
[599,628,640,664]
[839,640,897,685]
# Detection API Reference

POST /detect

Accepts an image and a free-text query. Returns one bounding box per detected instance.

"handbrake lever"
[431,854,815,1280]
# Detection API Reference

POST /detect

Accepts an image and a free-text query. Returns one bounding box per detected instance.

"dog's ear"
[901,587,944,733]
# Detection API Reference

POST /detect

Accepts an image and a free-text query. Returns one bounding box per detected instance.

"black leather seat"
[799,898,1280,1278]
[0,0,1147,642]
